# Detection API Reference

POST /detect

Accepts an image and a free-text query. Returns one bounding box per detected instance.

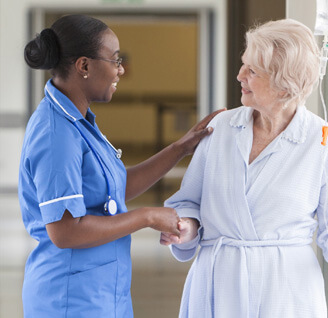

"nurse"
[19,14,221,317]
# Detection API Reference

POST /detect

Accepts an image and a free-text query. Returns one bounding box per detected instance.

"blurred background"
[0,0,327,317]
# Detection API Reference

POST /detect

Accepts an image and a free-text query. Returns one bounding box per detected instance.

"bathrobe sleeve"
[316,155,328,261]
[164,116,219,262]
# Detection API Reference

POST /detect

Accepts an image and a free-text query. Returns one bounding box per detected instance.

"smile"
[241,86,251,94]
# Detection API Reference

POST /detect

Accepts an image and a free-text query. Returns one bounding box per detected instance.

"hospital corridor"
[2,0,328,317]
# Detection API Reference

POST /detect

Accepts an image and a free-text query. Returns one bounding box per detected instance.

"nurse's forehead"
[101,47,120,58]
[100,31,120,56]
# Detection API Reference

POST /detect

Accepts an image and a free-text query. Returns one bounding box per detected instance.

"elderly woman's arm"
[158,113,221,261]
[125,109,224,201]
[316,166,328,261]
[160,147,206,260]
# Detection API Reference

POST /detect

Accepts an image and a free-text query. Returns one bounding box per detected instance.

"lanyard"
[73,123,118,215]
[45,85,119,215]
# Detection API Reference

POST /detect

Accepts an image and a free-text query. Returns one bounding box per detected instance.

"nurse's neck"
[52,76,89,118]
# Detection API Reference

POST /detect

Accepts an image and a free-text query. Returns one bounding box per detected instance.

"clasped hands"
[160,217,200,246]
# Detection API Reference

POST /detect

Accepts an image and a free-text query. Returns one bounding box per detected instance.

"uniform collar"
[44,79,96,126]
[230,105,308,144]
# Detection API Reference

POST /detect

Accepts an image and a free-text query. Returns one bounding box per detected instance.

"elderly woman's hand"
[174,109,225,156]
[160,217,199,246]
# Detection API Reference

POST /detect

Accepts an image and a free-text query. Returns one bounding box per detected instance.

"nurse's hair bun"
[24,28,60,70]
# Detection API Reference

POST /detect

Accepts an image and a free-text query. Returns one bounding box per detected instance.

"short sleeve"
[26,119,87,224]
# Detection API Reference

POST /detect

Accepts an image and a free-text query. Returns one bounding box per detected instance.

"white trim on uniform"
[39,194,84,207]
[45,86,77,122]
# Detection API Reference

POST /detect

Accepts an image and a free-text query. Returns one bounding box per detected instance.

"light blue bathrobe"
[166,106,328,318]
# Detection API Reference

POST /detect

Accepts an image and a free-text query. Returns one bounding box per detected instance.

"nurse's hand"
[160,217,199,246]
[147,207,181,237]
[125,109,225,202]
[173,108,226,156]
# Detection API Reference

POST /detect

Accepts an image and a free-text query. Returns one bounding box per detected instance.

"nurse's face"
[237,50,281,113]
[88,29,125,103]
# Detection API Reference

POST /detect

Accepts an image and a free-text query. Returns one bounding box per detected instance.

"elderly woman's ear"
[278,90,288,98]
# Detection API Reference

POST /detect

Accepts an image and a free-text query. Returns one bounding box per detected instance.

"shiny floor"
[0,193,191,318]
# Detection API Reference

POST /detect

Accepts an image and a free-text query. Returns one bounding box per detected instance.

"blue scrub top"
[18,80,133,318]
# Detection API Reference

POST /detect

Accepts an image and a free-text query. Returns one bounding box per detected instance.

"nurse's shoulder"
[23,98,84,166]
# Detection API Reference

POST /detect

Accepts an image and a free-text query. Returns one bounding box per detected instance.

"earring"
[83,74,88,79]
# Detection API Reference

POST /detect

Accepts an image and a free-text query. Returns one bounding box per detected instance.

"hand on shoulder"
[174,108,226,156]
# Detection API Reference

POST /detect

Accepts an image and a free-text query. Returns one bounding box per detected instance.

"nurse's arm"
[46,207,180,249]
[125,109,224,201]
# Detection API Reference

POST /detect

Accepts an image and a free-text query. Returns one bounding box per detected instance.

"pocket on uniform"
[66,260,118,318]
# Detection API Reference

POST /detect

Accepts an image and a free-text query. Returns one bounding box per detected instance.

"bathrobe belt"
[199,236,313,318]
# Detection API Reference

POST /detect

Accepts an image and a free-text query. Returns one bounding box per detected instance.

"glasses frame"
[96,57,123,68]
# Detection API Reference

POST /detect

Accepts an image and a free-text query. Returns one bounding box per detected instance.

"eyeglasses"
[96,57,123,68]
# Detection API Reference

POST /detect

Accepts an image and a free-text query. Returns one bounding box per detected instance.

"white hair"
[245,19,320,106]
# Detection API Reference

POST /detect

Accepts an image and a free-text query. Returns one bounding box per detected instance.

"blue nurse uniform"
[18,79,133,317]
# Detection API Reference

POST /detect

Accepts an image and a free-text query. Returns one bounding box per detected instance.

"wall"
[227,0,286,108]
[93,18,198,146]
[286,0,320,116]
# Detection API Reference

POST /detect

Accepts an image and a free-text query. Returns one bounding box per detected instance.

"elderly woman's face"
[237,51,281,112]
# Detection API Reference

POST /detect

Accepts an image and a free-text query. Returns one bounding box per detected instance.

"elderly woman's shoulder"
[305,107,325,125]
[208,106,246,128]
[301,106,327,145]
[302,107,327,136]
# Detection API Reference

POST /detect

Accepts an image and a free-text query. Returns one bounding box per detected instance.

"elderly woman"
[19,14,221,317]
[161,19,328,317]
